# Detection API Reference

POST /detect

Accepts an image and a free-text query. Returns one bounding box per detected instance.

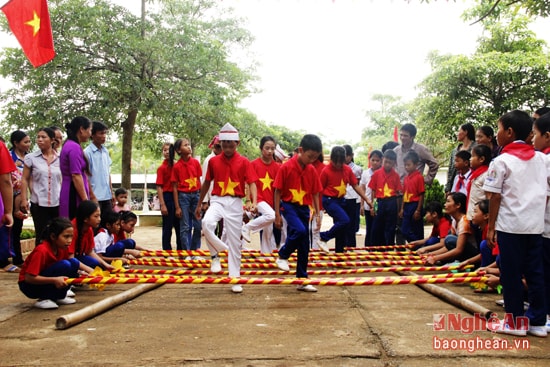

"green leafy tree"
[0,0,254,189]
[414,9,550,161]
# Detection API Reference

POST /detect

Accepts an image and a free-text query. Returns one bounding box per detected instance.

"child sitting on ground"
[94,211,140,264]
[458,199,495,269]
[422,193,479,265]
[115,211,145,257]
[413,201,451,254]
[19,217,94,309]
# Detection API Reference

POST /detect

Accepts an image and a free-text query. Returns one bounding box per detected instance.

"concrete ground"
[1,218,549,366]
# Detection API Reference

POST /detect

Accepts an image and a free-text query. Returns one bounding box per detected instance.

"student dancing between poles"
[318,146,372,253]
[194,123,258,294]
[241,136,281,254]
[274,134,323,292]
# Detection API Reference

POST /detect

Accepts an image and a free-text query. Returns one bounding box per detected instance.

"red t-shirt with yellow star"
[320,163,357,198]
[402,170,425,203]
[171,157,202,193]
[368,168,402,199]
[273,155,322,206]
[251,158,281,207]
[206,152,257,198]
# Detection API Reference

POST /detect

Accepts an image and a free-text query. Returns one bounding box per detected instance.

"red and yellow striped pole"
[111,271,481,279]
[128,258,425,268]
[114,264,472,277]
[66,275,488,286]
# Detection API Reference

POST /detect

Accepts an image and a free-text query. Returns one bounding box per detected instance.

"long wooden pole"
[398,271,493,319]
[55,283,162,330]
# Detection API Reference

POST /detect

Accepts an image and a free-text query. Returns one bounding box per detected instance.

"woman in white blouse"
[20,127,62,246]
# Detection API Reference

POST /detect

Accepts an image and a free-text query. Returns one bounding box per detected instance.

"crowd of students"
[2,108,550,339]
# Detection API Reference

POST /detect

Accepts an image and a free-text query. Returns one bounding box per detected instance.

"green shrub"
[20,228,36,239]
[424,178,445,208]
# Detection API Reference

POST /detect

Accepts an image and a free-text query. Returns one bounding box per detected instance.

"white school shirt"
[483,146,550,234]
[359,168,375,210]
[451,168,472,195]
[345,162,362,202]
[466,170,488,221]
[94,230,115,254]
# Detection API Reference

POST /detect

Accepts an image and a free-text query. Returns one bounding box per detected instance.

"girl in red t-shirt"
[155,142,181,251]
[70,200,112,271]
[242,136,281,254]
[19,217,93,309]
[414,201,451,254]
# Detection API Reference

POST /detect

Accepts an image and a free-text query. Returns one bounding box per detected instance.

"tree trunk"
[121,108,138,195]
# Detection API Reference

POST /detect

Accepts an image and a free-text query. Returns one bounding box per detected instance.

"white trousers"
[202,196,242,278]
[310,211,324,249]
[245,201,276,254]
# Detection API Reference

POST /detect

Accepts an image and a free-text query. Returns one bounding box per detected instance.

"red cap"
[208,135,220,149]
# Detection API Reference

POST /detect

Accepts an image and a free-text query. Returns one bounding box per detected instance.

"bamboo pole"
[398,271,493,319]
[55,283,162,330]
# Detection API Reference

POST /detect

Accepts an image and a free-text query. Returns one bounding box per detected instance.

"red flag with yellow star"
[1,0,55,67]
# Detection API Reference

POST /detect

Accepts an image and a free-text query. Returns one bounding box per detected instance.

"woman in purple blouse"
[59,116,92,219]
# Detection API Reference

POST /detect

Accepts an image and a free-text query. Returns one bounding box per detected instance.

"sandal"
[3,264,21,273]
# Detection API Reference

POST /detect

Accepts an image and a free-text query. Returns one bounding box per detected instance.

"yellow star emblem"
[379,183,394,198]
[259,172,274,191]
[289,186,306,205]
[218,177,239,196]
[185,177,198,190]
[334,179,347,197]
[403,192,414,203]
[25,11,41,37]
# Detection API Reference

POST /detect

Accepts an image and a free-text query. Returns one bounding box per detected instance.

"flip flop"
[3,264,20,273]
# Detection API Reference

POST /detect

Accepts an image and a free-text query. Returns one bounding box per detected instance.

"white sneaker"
[210,256,222,273]
[276,258,289,272]
[231,285,243,293]
[546,317,550,333]
[66,288,76,297]
[56,297,76,305]
[528,325,548,337]
[34,299,58,309]
[492,319,527,337]
[297,284,317,292]
[191,256,204,261]
[318,241,330,253]
[241,226,251,243]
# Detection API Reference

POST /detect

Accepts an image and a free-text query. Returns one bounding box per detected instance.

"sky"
[221,0,550,144]
[114,0,538,143]
[221,0,483,143]
[2,0,549,143]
